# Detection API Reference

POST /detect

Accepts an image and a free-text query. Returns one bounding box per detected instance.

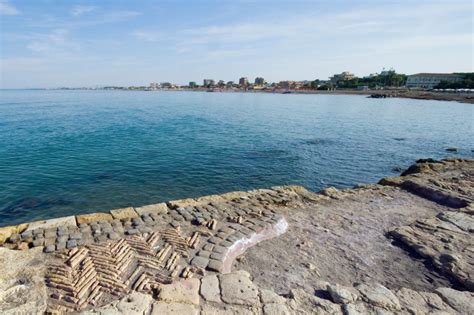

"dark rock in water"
[416,158,442,164]
[392,166,403,173]
[446,147,458,152]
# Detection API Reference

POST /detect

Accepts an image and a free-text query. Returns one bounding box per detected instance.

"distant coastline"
[5,87,472,104]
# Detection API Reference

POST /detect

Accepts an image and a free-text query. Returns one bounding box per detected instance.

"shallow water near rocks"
[0,90,472,226]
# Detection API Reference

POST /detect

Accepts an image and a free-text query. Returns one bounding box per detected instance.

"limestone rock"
[435,287,474,314]
[76,212,113,225]
[83,291,154,315]
[260,289,286,304]
[395,287,454,314]
[200,274,221,303]
[263,303,290,315]
[26,216,76,232]
[135,203,168,216]
[158,278,200,305]
[355,283,400,311]
[288,288,342,314]
[343,302,394,315]
[201,304,258,315]
[151,302,198,315]
[390,214,474,290]
[168,198,197,209]
[0,224,28,245]
[327,283,358,304]
[0,247,47,314]
[110,207,138,220]
[220,270,259,306]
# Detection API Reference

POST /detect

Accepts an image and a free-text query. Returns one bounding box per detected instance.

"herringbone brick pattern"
[46,230,188,312]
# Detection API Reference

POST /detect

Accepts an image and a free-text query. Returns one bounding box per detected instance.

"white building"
[406,73,463,89]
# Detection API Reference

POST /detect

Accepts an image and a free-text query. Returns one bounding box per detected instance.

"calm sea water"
[0,90,472,226]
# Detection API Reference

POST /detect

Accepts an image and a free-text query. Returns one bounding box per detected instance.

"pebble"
[126,229,139,235]
[191,256,209,269]
[32,239,44,247]
[44,245,56,253]
[66,240,77,249]
[108,232,120,240]
[56,242,66,250]
[69,232,82,240]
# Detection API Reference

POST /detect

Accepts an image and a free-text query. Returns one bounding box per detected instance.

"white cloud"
[132,31,164,42]
[26,29,80,56]
[71,5,96,17]
[0,0,19,15]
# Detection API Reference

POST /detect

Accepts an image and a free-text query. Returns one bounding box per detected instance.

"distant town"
[58,69,474,93]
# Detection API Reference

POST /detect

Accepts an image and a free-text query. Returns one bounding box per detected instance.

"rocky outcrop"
[0,158,473,314]
[390,213,474,290]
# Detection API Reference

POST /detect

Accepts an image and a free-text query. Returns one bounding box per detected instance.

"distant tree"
[310,80,320,89]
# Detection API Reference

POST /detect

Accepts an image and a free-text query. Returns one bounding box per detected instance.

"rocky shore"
[0,158,472,314]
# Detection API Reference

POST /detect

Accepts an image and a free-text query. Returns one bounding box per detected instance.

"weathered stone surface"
[287,288,342,314]
[342,302,391,315]
[220,270,259,306]
[151,302,198,315]
[327,283,358,304]
[395,287,454,314]
[0,247,47,314]
[135,202,169,216]
[200,275,221,303]
[168,198,197,209]
[158,278,200,305]
[83,291,154,315]
[435,287,474,314]
[355,283,400,311]
[76,212,113,225]
[191,256,209,269]
[260,289,286,304]
[201,304,258,315]
[110,207,138,220]
[25,216,76,232]
[263,303,290,315]
[0,224,28,244]
[390,213,474,290]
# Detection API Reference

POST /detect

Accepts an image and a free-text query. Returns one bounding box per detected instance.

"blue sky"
[0,0,472,88]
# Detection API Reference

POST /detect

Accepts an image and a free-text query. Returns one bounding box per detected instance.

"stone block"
[207,259,223,273]
[110,207,138,220]
[191,256,209,269]
[76,212,113,225]
[200,275,221,303]
[25,216,77,232]
[220,270,259,306]
[135,203,169,216]
[0,223,28,244]
[158,278,200,305]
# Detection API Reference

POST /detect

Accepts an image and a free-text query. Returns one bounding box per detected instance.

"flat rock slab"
[200,275,221,303]
[220,270,259,306]
[151,302,198,315]
[135,203,169,215]
[158,278,200,305]
[26,216,77,232]
[355,283,401,311]
[76,212,113,225]
[435,287,474,314]
[110,207,138,220]
[390,213,474,290]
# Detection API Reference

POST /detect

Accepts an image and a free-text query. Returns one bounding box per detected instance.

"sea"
[0,90,472,226]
